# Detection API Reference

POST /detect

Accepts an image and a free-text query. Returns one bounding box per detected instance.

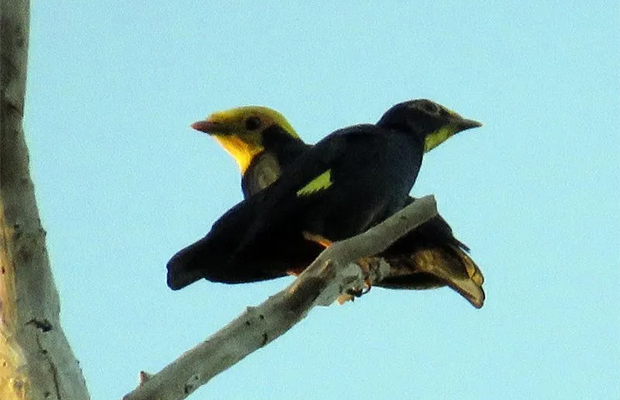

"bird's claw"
[345,257,374,298]
[336,257,376,304]
[345,283,372,298]
[357,256,377,291]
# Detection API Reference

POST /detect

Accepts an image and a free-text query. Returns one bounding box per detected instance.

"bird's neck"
[261,126,310,165]
[241,126,310,198]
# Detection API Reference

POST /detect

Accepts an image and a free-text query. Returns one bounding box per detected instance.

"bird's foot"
[338,281,372,304]
[339,256,376,302]
[356,256,378,291]
[302,231,334,248]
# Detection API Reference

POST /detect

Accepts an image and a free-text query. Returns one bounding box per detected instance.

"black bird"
[168,100,483,305]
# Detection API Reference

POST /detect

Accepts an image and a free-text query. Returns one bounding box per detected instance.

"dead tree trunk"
[2,3,440,399]
[0,0,90,398]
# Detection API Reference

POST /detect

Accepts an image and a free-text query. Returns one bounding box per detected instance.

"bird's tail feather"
[166,237,217,290]
[377,244,485,308]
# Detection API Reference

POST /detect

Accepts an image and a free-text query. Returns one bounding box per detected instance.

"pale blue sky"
[25,2,618,399]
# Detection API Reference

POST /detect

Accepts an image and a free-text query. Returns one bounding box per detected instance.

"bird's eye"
[422,102,439,114]
[245,116,262,131]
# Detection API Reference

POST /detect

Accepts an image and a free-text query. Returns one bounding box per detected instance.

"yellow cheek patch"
[424,125,457,152]
[296,170,333,196]
[214,133,264,173]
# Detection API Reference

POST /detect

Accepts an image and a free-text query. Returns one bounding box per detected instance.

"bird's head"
[191,106,299,173]
[377,99,482,152]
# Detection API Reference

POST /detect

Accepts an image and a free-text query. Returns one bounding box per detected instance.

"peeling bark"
[0,0,89,398]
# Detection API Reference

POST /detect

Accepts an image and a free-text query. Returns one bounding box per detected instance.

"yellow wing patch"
[296,170,333,196]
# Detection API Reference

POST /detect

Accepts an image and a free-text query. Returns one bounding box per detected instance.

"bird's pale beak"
[453,117,483,132]
[424,114,482,152]
[191,119,232,135]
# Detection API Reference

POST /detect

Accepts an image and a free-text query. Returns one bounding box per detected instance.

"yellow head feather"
[204,106,299,173]
[424,108,473,152]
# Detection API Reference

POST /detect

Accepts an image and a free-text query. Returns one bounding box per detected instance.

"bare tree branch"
[0,0,89,398]
[124,195,437,400]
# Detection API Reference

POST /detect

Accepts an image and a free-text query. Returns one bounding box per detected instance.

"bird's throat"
[214,134,264,173]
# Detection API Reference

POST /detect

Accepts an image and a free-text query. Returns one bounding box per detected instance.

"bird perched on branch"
[168,100,485,307]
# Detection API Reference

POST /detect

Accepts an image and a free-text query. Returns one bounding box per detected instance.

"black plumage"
[168,100,484,306]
